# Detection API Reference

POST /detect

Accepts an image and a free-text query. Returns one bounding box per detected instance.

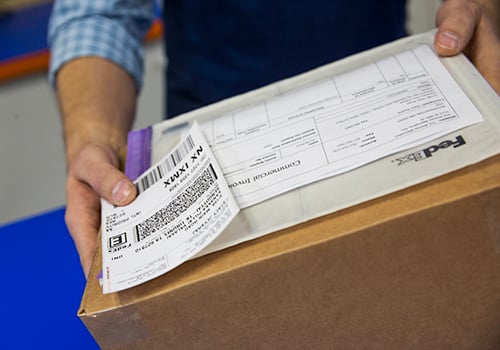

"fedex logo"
[392,135,466,166]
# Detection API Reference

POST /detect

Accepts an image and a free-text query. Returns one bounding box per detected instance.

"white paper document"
[101,123,239,293]
[193,44,482,207]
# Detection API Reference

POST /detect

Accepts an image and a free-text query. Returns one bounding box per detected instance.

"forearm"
[55,57,137,164]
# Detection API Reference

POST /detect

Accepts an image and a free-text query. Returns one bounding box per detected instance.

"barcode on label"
[133,164,218,243]
[135,135,195,194]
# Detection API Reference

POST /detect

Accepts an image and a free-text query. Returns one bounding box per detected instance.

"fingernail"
[437,31,459,51]
[112,180,132,204]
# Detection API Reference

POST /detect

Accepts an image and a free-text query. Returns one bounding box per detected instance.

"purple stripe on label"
[125,127,153,181]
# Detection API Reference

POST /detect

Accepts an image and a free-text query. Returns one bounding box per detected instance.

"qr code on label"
[133,164,218,243]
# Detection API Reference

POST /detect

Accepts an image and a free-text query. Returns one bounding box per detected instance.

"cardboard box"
[79,154,500,349]
[79,32,500,348]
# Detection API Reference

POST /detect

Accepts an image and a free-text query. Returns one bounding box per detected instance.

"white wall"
[407,0,442,34]
[0,41,164,225]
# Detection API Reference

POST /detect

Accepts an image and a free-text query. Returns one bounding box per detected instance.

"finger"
[434,0,481,56]
[65,176,101,278]
[434,0,500,93]
[71,144,137,206]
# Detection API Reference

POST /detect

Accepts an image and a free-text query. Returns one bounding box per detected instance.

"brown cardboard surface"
[79,155,500,349]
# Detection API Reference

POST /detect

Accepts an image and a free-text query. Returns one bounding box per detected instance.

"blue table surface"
[0,208,99,349]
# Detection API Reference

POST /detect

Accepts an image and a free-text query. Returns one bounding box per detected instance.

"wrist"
[63,118,128,165]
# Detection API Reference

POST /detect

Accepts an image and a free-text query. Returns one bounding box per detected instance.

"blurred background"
[0,0,442,226]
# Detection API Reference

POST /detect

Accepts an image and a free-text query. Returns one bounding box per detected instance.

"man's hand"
[65,143,136,277]
[55,57,138,277]
[434,0,500,94]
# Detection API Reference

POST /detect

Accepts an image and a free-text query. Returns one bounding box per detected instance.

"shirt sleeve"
[48,0,156,91]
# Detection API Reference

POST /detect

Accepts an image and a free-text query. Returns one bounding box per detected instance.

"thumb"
[433,1,500,93]
[70,144,137,206]
[434,1,481,56]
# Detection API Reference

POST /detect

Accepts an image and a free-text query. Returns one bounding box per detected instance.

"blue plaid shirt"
[48,0,155,90]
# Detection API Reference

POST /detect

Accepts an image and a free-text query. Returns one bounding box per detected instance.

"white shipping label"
[101,122,239,293]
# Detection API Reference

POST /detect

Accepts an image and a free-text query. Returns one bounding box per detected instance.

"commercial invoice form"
[130,43,486,208]
[192,44,482,208]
